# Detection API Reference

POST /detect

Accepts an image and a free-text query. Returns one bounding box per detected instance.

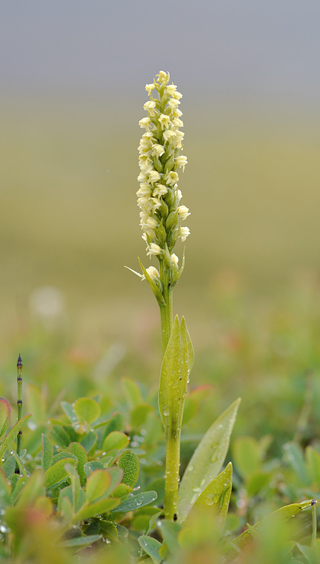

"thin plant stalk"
[16,354,23,458]
[311,500,317,548]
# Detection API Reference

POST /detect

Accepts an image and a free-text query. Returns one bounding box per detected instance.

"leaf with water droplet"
[159,316,194,432]
[111,490,157,513]
[178,398,240,523]
[194,463,232,528]
[138,535,162,563]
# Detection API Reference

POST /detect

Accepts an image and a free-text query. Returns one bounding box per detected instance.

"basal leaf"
[178,398,240,523]
[194,462,232,528]
[233,499,314,551]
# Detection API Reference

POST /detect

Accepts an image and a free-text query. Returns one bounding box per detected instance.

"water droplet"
[206,494,215,506]
[192,486,200,493]
[136,500,142,506]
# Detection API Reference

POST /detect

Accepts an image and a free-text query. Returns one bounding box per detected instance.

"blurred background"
[1,1,320,428]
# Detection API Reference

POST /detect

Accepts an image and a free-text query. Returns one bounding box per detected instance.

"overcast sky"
[1,1,320,107]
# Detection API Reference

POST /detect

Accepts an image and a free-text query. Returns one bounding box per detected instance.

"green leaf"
[60,534,101,550]
[80,430,97,454]
[306,446,320,484]
[159,316,194,431]
[284,442,310,485]
[0,397,11,437]
[131,404,153,427]
[103,467,123,497]
[138,535,162,563]
[178,398,240,523]
[86,470,111,503]
[122,378,143,408]
[117,450,139,487]
[50,425,71,448]
[102,431,129,452]
[3,455,16,478]
[74,398,101,424]
[0,414,32,461]
[61,401,78,423]
[16,470,44,508]
[233,499,314,550]
[194,462,232,528]
[84,460,105,477]
[52,451,78,465]
[73,497,120,522]
[67,442,88,486]
[41,434,53,471]
[64,463,83,512]
[44,458,77,488]
[112,491,157,513]
[233,436,261,478]
[0,469,11,505]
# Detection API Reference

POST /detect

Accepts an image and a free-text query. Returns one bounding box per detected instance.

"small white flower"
[151,144,165,157]
[153,184,168,197]
[165,171,179,186]
[147,243,162,257]
[177,205,190,220]
[180,226,190,242]
[145,266,160,280]
[148,170,161,184]
[146,217,158,229]
[175,155,188,171]
[159,114,171,129]
[158,71,170,83]
[168,98,180,110]
[145,83,155,94]
[171,253,179,266]
[166,84,177,96]
[144,100,157,116]
[163,130,176,143]
[139,117,152,130]
[136,183,152,197]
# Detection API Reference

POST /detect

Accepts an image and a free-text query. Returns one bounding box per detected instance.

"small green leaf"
[233,436,261,478]
[112,491,157,513]
[306,446,320,484]
[41,434,53,471]
[138,535,162,563]
[159,316,194,432]
[122,378,143,408]
[102,431,129,452]
[44,458,77,488]
[86,470,111,503]
[61,401,78,423]
[3,455,16,478]
[131,404,153,427]
[0,398,11,437]
[74,398,101,424]
[0,414,32,461]
[284,442,310,485]
[16,470,44,508]
[68,442,88,486]
[80,430,97,454]
[0,469,11,505]
[117,450,139,487]
[64,463,82,512]
[60,534,101,550]
[178,398,240,523]
[194,463,232,528]
[50,425,71,448]
[52,451,78,465]
[84,461,105,477]
[138,258,166,306]
[103,467,123,497]
[73,497,120,522]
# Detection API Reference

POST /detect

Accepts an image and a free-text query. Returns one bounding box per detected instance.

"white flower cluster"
[137,71,190,274]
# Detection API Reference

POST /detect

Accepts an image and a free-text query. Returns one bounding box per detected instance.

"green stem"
[159,261,173,356]
[159,260,179,520]
[16,354,23,459]
[164,426,181,520]
[311,500,317,547]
